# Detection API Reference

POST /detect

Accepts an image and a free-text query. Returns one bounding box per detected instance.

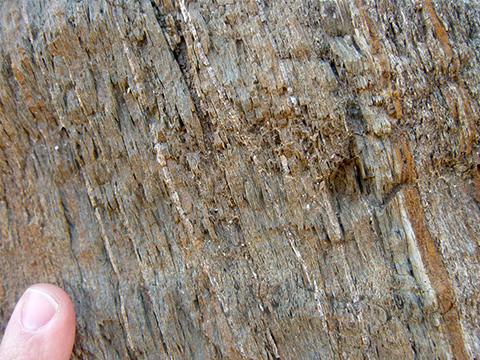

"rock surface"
[0,0,479,359]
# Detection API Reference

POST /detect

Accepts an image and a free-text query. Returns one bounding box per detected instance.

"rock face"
[0,0,479,358]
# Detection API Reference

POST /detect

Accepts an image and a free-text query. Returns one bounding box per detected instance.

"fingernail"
[21,289,58,331]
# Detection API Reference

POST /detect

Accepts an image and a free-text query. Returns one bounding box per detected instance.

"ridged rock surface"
[0,0,479,358]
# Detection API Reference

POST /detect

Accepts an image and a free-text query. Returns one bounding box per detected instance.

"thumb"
[0,283,76,360]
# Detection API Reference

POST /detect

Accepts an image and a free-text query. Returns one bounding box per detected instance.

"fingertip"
[27,283,76,329]
[0,283,76,360]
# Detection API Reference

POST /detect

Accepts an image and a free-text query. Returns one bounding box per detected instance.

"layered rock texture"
[0,0,479,358]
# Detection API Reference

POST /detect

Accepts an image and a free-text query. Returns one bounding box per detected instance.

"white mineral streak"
[254,0,300,114]
[267,328,280,359]
[319,181,343,243]
[178,0,241,131]
[397,191,437,310]
[84,177,137,354]
[154,143,247,358]
[256,155,328,330]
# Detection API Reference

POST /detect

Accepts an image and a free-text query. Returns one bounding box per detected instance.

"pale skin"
[0,284,76,360]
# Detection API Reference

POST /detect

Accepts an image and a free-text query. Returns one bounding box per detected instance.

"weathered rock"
[0,0,479,359]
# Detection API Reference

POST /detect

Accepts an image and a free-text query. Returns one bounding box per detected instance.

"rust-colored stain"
[393,97,403,119]
[399,137,415,183]
[354,1,381,54]
[403,185,467,360]
[423,0,453,58]
[392,134,416,184]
